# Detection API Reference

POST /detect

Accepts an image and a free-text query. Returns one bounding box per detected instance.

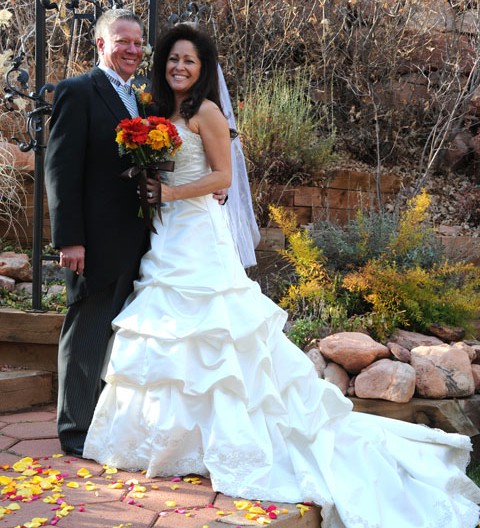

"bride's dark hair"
[152,24,222,120]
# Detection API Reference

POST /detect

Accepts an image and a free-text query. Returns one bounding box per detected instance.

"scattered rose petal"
[296,504,310,517]
[76,468,92,479]
[234,500,252,510]
[256,517,272,525]
[108,481,124,489]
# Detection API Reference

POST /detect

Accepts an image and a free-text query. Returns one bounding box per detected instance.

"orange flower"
[137,90,153,106]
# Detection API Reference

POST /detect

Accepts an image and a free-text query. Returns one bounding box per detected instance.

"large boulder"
[0,252,32,282]
[354,359,416,403]
[319,332,390,374]
[0,275,15,292]
[305,348,327,378]
[324,362,350,396]
[387,342,411,363]
[411,344,475,398]
[471,364,480,393]
[389,329,443,350]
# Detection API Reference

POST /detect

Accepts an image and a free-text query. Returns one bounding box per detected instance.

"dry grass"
[0,138,29,243]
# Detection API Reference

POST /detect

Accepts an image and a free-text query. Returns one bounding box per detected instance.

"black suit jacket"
[45,67,149,304]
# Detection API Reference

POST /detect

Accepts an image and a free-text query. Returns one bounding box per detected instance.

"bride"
[83,23,480,527]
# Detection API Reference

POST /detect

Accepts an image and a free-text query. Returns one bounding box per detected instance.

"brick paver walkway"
[0,405,321,528]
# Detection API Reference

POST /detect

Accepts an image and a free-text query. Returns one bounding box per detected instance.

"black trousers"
[57,270,137,450]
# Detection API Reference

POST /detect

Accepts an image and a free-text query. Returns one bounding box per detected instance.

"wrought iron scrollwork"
[3,1,108,152]
[4,48,55,152]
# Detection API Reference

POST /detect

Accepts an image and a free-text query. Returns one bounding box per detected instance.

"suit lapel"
[91,67,131,122]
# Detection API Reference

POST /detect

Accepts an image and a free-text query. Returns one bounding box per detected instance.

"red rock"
[411,344,475,398]
[0,251,32,282]
[387,342,411,363]
[319,332,390,374]
[324,362,350,395]
[389,329,443,350]
[355,359,416,403]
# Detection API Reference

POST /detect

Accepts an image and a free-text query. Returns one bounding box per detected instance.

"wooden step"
[0,369,53,413]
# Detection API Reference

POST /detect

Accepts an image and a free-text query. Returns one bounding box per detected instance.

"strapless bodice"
[168,123,210,186]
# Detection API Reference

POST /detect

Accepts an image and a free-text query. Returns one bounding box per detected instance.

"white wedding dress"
[84,123,480,527]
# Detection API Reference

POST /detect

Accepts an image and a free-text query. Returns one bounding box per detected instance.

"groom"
[45,9,153,456]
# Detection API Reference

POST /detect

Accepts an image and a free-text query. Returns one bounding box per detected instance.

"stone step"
[0,369,53,413]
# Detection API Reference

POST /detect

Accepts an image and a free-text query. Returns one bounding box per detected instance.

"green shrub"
[312,191,444,273]
[237,69,336,187]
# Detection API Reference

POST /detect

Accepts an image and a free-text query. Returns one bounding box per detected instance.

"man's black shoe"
[62,445,84,457]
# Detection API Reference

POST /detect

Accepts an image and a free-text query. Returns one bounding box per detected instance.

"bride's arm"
[160,100,232,202]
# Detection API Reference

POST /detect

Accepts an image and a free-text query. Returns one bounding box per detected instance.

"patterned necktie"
[104,72,139,118]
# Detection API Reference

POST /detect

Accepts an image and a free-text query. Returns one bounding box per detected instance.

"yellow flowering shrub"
[271,191,480,343]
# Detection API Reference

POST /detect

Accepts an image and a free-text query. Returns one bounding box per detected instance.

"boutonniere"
[133,85,154,117]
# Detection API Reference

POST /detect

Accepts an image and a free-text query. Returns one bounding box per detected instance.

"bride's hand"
[160,183,176,202]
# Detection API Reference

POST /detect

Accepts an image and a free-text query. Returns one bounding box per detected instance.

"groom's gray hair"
[94,9,144,40]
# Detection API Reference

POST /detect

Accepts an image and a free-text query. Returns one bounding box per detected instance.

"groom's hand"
[213,188,229,205]
[59,245,85,275]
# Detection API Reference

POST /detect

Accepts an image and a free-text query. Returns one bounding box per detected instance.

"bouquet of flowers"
[115,116,182,231]
[116,115,182,168]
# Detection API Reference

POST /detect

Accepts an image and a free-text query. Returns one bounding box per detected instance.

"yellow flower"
[146,127,171,150]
